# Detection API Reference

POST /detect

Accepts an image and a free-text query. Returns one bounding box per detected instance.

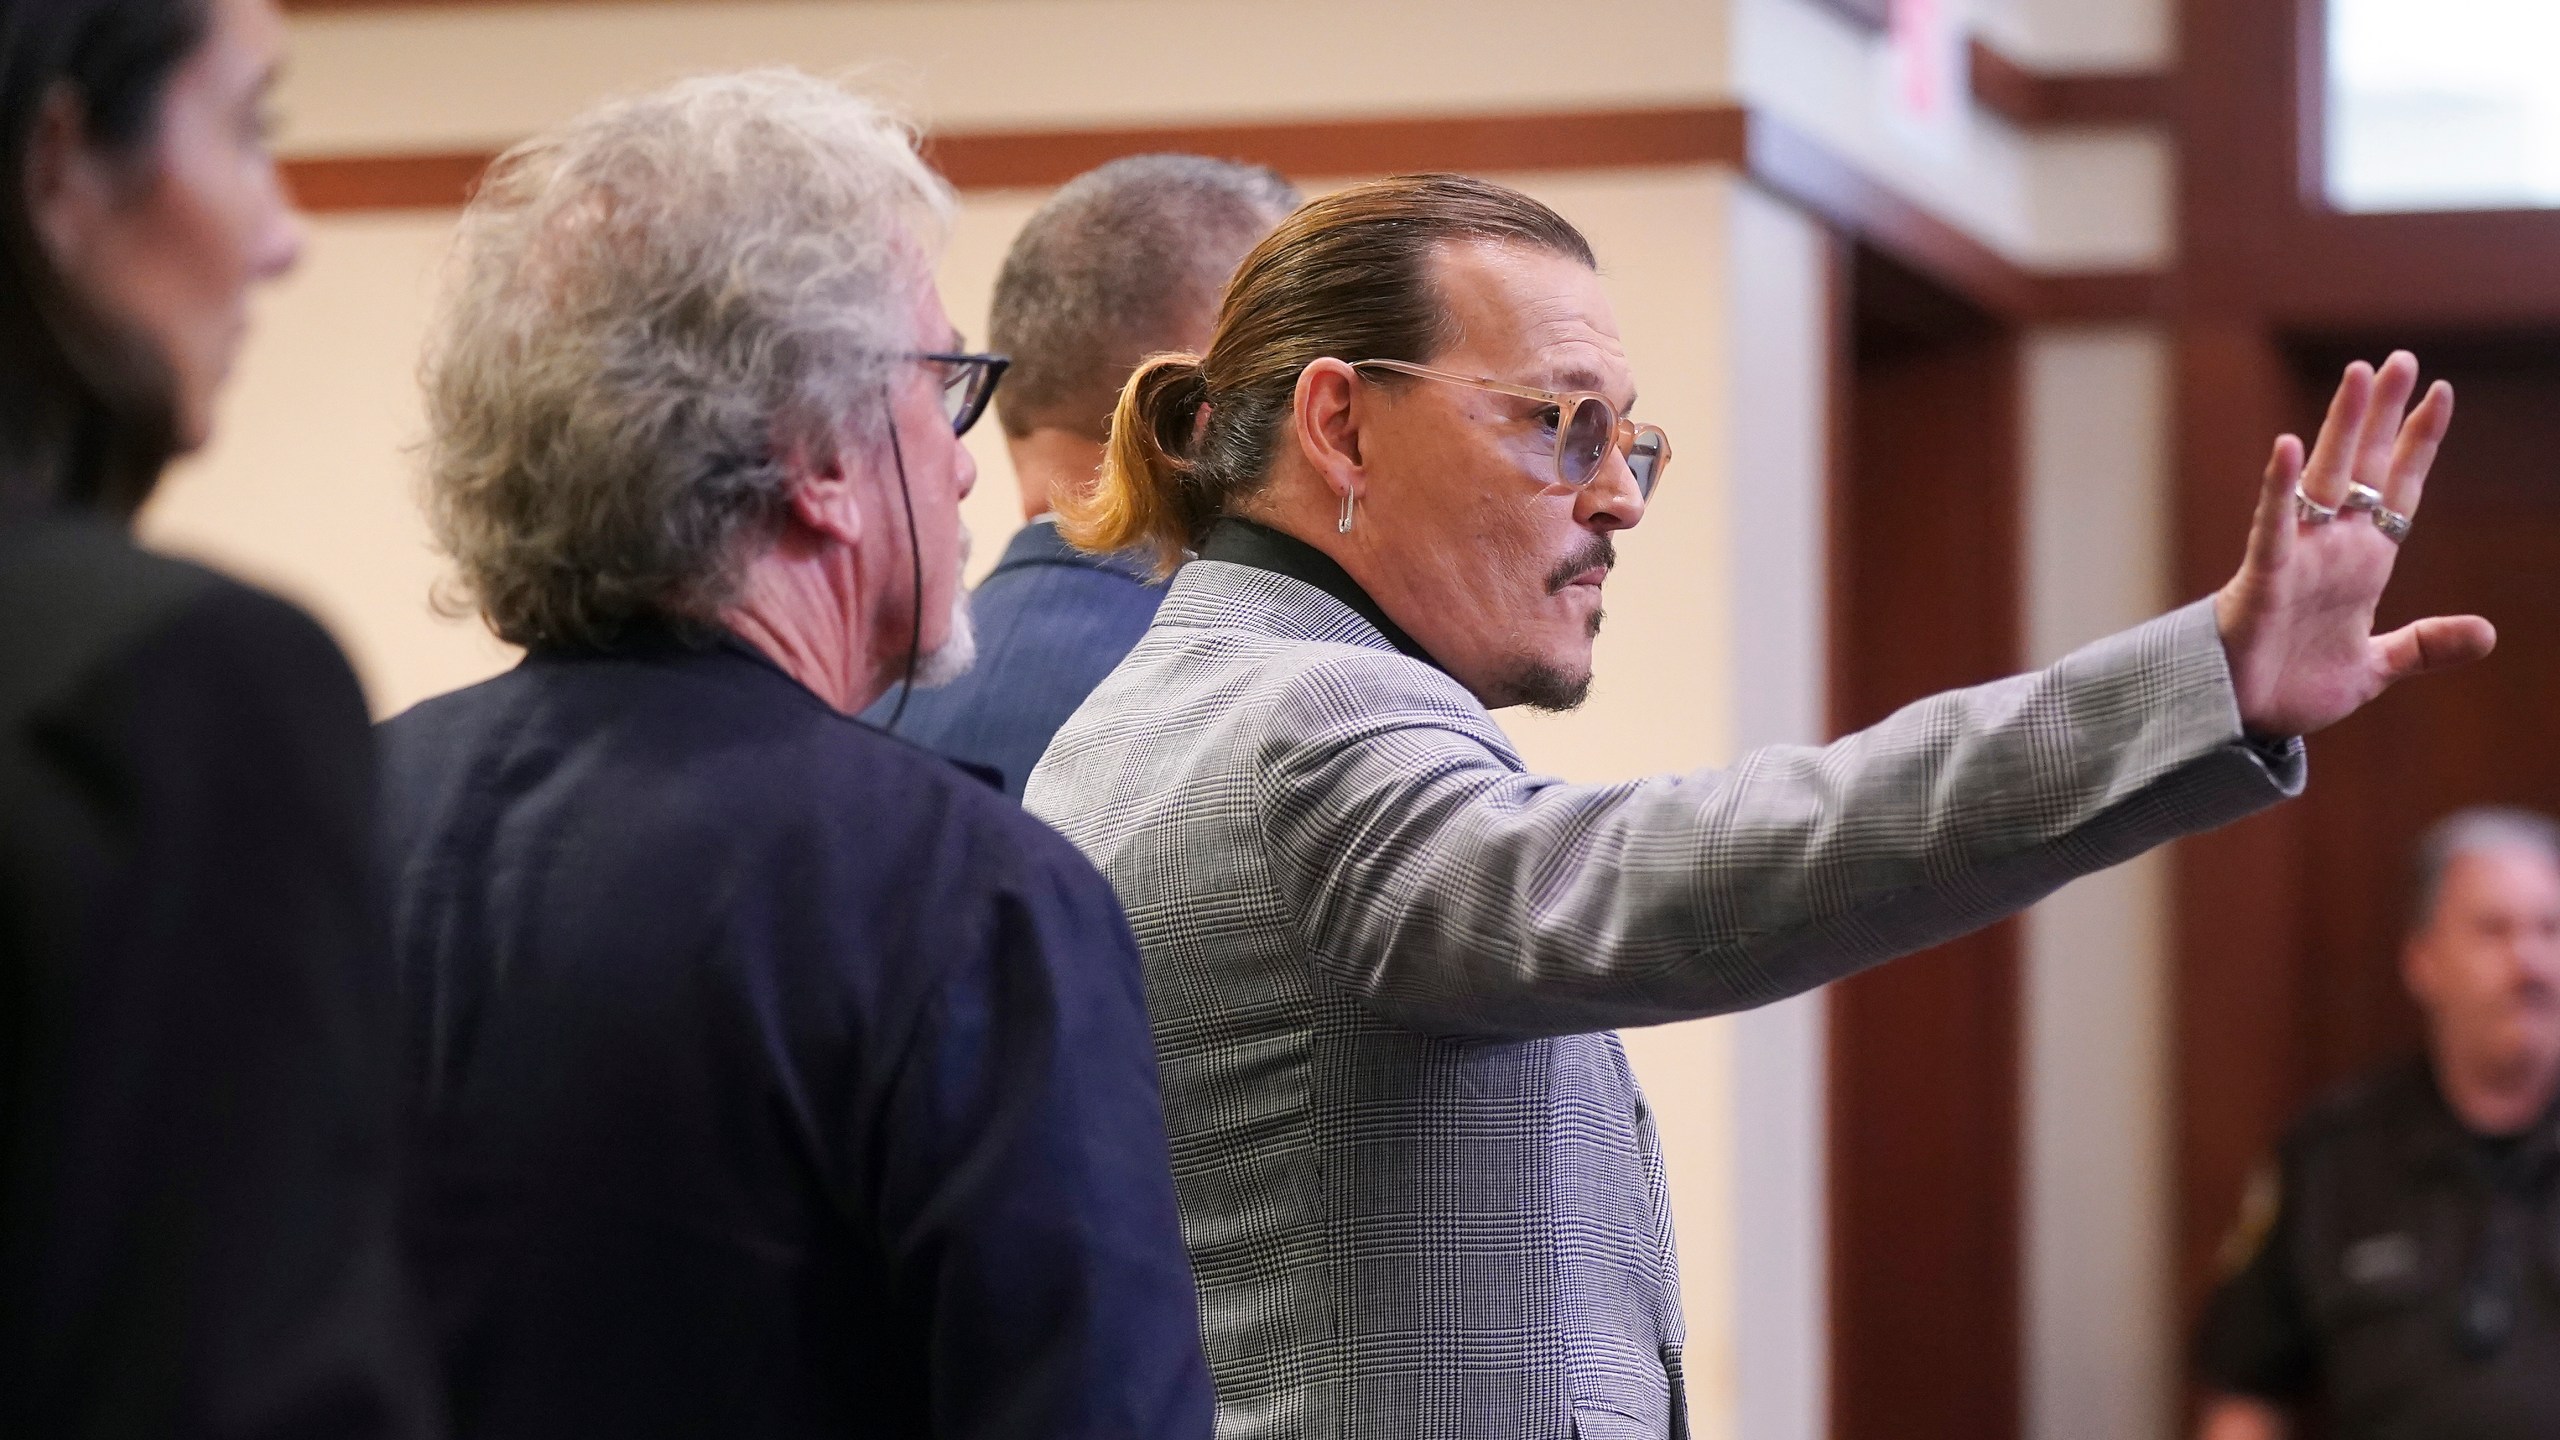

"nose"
[259,166,307,282]
[954,431,979,503]
[263,210,307,282]
[1575,449,1647,533]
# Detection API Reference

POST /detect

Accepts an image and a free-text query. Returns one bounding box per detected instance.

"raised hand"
[2213,351,2495,738]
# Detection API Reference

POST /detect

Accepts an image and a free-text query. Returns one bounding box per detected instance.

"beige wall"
[143,213,499,715]
[278,0,1732,154]
[1499,166,1742,1432]
[138,6,2201,1438]
[140,163,1761,1416]
[2019,326,2176,1440]
[137,6,1777,1428]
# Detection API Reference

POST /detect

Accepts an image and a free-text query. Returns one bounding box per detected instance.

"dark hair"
[1061,172,1596,576]
[0,0,207,525]
[988,153,1299,442]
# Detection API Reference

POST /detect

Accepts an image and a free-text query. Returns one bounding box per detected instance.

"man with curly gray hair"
[374,70,1213,1440]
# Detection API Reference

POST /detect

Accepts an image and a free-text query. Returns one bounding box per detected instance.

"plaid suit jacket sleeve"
[1259,596,2302,1040]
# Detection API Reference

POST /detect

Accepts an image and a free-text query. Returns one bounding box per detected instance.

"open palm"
[2213,351,2496,738]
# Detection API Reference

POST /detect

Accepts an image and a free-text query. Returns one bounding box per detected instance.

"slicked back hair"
[1063,172,1596,577]
[989,153,1298,442]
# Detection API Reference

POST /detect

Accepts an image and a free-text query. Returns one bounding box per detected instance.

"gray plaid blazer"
[1025,557,2303,1440]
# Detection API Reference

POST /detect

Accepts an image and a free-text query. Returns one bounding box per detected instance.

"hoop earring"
[1337,489,1356,534]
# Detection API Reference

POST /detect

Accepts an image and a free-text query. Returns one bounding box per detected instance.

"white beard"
[912,525,977,690]
[913,585,976,689]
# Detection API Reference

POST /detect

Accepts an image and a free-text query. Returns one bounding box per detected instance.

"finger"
[2351,352,2420,494]
[2382,379,2455,516]
[2373,613,2497,687]
[2300,361,2374,507]
[2250,434,2305,569]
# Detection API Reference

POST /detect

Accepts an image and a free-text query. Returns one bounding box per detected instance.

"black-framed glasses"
[916,351,1009,437]
[1349,357,1670,498]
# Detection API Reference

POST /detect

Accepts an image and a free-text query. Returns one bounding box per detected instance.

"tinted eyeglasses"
[917,351,1010,437]
[1350,358,1669,498]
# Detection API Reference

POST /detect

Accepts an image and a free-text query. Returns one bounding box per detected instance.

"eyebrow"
[1539,365,1636,410]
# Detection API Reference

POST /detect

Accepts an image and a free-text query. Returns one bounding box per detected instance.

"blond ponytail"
[1061,351,1210,578]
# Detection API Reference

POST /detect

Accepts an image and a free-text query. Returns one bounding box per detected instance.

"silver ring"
[2340,482,2385,513]
[2372,506,2412,544]
[2294,484,2338,523]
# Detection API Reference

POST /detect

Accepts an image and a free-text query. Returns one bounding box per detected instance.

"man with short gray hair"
[376,72,1212,1439]
[2197,806,2560,1440]
[868,154,1298,795]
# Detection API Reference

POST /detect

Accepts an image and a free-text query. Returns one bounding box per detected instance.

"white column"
[1724,179,1835,1440]
[2018,327,2175,1440]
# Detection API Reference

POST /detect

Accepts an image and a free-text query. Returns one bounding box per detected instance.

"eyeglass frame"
[1347,357,1670,498]
[914,351,1010,437]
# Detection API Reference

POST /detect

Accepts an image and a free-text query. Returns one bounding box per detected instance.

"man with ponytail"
[1025,171,2494,1439]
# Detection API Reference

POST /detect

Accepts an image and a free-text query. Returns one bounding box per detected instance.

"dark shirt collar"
[530,616,815,700]
[528,617,1007,790]
[1194,516,1441,670]
[2401,1060,2560,1190]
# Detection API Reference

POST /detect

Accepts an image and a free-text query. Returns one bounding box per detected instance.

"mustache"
[1545,534,1617,594]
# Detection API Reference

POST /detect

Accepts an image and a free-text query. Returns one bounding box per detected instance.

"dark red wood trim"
[281,107,1754,212]
[278,106,2164,326]
[283,0,683,10]
[1968,39,2174,130]
[923,107,1753,189]
[2038,268,2173,323]
[1826,240,2025,1440]
[283,150,491,212]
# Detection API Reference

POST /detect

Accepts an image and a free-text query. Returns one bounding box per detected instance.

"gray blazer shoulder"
[1026,558,2301,1439]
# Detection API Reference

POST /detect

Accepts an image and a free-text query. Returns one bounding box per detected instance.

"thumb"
[2373,614,2497,686]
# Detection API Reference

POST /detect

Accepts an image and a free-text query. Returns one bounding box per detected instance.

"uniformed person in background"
[2195,806,2560,1440]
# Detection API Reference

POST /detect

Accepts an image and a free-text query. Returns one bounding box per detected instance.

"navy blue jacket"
[865,520,1164,798]
[376,630,1211,1440]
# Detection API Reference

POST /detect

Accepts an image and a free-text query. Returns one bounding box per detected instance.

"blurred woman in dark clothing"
[0,1,439,1434]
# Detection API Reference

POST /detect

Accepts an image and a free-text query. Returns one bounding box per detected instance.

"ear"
[782,448,866,550]
[1291,357,1366,506]
[25,87,110,274]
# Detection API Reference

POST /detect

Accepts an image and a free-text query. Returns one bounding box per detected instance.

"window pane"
[2328,0,2560,212]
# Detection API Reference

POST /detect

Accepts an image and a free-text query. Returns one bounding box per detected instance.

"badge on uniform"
[2341,1231,2420,1287]
[2215,1161,2283,1278]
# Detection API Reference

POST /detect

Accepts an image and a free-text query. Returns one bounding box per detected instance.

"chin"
[170,401,216,457]
[1508,654,1595,713]
[911,590,978,690]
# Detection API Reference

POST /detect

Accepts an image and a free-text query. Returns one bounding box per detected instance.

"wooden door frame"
[2170,0,2560,1371]
[1822,234,2027,1440]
